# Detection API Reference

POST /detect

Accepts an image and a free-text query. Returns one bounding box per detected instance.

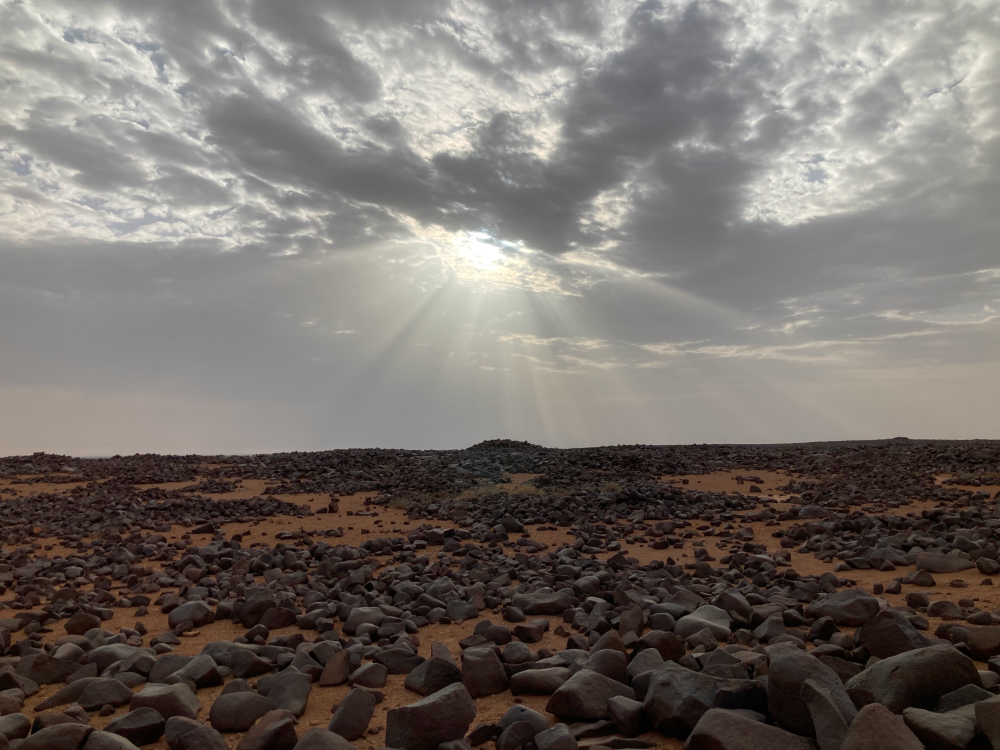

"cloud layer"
[1,0,998,453]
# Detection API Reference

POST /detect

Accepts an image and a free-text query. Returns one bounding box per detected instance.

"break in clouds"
[0,0,998,453]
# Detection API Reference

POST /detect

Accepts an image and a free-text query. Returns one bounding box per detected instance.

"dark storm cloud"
[0,0,997,451]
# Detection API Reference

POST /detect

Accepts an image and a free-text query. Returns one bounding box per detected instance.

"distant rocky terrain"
[0,438,997,750]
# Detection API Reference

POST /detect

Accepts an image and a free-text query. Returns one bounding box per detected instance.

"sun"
[456,231,505,271]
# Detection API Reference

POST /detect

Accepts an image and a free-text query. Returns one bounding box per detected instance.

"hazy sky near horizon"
[1,0,998,455]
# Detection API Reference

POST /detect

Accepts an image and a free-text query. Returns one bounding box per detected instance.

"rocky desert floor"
[0,439,999,750]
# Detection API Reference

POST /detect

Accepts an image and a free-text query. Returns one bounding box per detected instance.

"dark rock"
[805,590,880,627]
[902,707,975,750]
[17,722,93,750]
[607,696,650,737]
[167,602,214,630]
[237,710,297,750]
[535,723,578,750]
[318,650,350,686]
[684,707,818,750]
[35,678,101,712]
[258,669,311,717]
[546,669,635,720]
[643,662,766,736]
[209,692,276,732]
[510,667,572,695]
[468,722,501,746]
[635,631,684,663]
[148,655,193,684]
[916,553,975,574]
[933,683,993,713]
[328,688,377,741]
[801,678,855,750]
[82,731,143,750]
[966,626,1000,660]
[349,662,387,689]
[674,606,732,641]
[373,648,425,675]
[385,683,478,750]
[292,728,355,750]
[498,706,549,735]
[403,656,463,696]
[495,721,537,750]
[172,654,223,689]
[511,592,574,616]
[858,610,930,659]
[844,644,981,713]
[841,703,923,750]
[767,649,856,736]
[230,650,273,679]
[78,679,135,711]
[66,613,103,637]
[584,650,628,685]
[16,653,80,685]
[462,647,509,698]
[171,724,229,750]
[104,707,166,745]
[130,683,201,721]
[0,713,31,739]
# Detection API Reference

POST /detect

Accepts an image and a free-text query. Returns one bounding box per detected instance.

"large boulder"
[35,678,101,711]
[534,724,577,750]
[902,707,976,750]
[805,590,880,627]
[545,669,635,720]
[511,591,574,615]
[171,724,228,750]
[404,656,463,696]
[104,707,165,745]
[82,732,142,750]
[0,713,31,740]
[167,601,215,630]
[857,610,930,659]
[643,662,766,737]
[916,552,975,574]
[65,612,102,636]
[318,650,351,687]
[841,703,923,750]
[845,644,981,713]
[86,645,144,673]
[511,667,571,695]
[77,679,135,711]
[801,678,856,750]
[385,683,477,750]
[17,722,93,750]
[130,683,202,721]
[293,728,355,750]
[462,647,508,698]
[237,710,298,750]
[674,606,732,641]
[16,653,79,685]
[684,708,818,750]
[209,692,276,732]
[258,669,312,717]
[328,688,377,741]
[767,650,856,736]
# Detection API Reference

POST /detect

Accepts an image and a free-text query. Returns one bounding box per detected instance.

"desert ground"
[0,439,999,750]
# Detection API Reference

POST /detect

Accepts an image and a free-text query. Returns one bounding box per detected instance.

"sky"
[1,0,998,455]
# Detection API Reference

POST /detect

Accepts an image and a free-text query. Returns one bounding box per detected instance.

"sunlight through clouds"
[0,0,997,451]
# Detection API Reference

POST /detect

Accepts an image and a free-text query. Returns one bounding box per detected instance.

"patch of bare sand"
[660,469,796,499]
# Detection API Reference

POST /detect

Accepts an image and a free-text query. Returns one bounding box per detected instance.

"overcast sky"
[1,0,998,455]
